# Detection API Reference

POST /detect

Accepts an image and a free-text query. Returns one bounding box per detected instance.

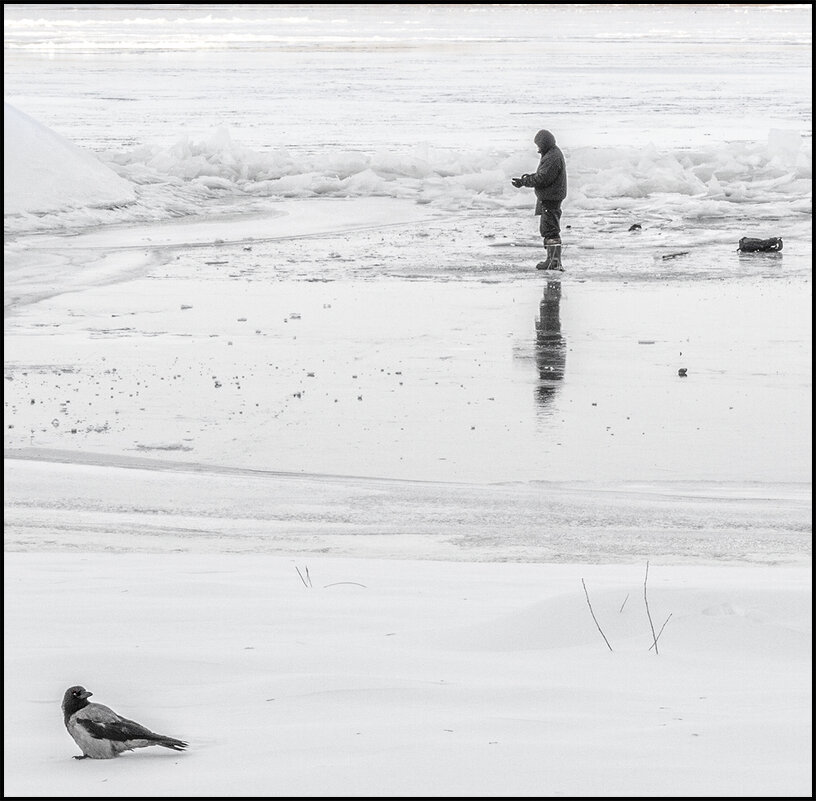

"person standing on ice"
[511,129,567,271]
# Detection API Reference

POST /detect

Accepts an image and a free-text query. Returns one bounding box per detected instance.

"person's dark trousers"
[539,203,562,242]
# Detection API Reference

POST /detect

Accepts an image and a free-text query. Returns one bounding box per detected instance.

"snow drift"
[4,102,136,217]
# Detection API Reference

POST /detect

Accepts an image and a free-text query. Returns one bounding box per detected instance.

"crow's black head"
[62,686,93,722]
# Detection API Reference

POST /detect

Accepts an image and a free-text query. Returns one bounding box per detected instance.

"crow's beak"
[81,691,93,699]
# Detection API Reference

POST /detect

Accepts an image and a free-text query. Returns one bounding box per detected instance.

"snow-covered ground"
[5,553,811,797]
[4,4,812,797]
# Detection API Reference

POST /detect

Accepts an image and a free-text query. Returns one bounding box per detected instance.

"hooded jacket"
[523,130,567,214]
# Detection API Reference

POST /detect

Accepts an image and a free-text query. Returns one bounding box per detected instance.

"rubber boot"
[536,238,563,271]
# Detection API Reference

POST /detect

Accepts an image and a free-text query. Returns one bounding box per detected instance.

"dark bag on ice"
[737,237,783,252]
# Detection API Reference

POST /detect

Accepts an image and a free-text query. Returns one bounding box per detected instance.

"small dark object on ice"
[628,223,642,231]
[738,237,783,253]
[678,368,688,377]
[661,251,689,260]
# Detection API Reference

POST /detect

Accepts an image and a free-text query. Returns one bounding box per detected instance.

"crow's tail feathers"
[156,736,188,751]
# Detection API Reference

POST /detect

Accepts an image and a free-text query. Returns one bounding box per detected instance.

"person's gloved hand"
[511,177,523,188]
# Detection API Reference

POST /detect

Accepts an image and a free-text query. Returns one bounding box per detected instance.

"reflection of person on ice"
[511,129,567,271]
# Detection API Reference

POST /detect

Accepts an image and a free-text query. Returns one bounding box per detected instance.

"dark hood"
[534,129,556,153]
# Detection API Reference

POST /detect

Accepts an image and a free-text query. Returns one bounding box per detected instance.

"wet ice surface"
[4,202,812,493]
